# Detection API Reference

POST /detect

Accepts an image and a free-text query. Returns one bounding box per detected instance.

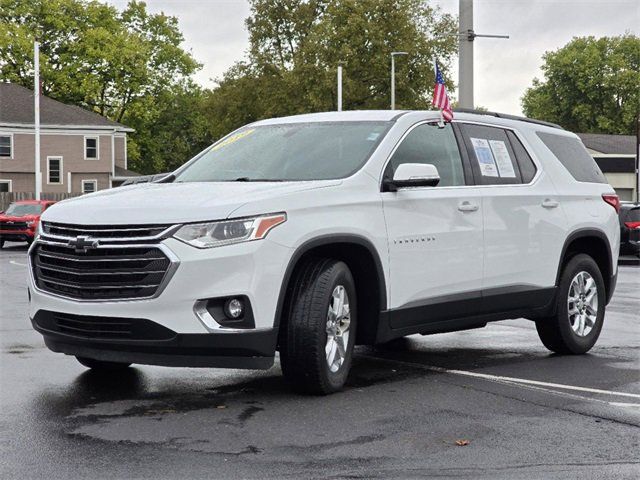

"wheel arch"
[274,234,387,345]
[556,228,615,304]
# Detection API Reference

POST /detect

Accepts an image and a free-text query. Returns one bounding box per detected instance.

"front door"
[381,122,484,331]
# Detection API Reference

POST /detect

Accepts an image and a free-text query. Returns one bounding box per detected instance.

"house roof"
[0,82,133,131]
[114,166,141,178]
[577,133,637,155]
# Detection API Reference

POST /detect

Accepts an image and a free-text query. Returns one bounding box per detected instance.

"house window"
[0,134,12,158]
[82,179,97,194]
[47,157,63,184]
[85,136,99,159]
[0,180,11,192]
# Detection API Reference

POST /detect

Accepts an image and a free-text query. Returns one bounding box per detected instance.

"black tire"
[0,239,4,249]
[535,253,606,354]
[76,356,132,371]
[279,258,357,395]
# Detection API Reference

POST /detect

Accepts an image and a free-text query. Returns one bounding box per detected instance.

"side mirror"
[384,163,440,191]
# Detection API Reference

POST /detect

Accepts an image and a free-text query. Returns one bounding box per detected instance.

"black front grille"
[0,221,27,230]
[34,310,177,341]
[31,242,172,300]
[42,222,170,239]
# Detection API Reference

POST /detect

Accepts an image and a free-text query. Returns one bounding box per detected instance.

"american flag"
[432,60,453,122]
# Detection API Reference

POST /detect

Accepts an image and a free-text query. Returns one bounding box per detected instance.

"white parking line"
[362,355,640,401]
[9,260,27,267]
[435,367,640,399]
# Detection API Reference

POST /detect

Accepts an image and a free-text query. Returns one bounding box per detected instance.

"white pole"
[34,41,41,200]
[458,0,474,109]
[390,55,395,110]
[337,65,343,112]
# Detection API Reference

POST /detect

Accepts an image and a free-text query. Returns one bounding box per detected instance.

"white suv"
[29,110,620,394]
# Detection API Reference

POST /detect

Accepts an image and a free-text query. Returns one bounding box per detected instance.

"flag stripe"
[432,60,453,122]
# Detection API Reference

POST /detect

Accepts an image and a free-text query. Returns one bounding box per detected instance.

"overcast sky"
[108,0,638,115]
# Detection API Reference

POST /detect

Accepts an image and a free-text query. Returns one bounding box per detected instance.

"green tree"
[0,0,204,173]
[521,35,640,134]
[205,0,457,139]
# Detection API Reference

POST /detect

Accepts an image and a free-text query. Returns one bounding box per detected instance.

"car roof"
[250,109,567,135]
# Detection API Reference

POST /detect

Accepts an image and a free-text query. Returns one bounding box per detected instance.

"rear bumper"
[32,310,277,369]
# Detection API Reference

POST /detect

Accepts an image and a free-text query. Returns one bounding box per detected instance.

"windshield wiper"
[231,177,286,182]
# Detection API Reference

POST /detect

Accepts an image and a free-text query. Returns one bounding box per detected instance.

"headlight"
[173,213,286,249]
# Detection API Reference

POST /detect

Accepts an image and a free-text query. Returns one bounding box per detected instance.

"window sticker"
[210,129,255,152]
[470,137,498,177]
[489,140,516,178]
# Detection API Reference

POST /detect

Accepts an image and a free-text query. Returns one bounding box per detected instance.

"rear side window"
[507,131,537,183]
[537,132,607,183]
[458,124,523,185]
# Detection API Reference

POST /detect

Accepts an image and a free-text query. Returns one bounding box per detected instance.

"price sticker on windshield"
[210,129,255,152]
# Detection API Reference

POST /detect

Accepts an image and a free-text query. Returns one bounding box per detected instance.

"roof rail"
[453,108,564,130]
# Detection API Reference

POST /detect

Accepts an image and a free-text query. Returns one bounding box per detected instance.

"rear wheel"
[76,356,132,371]
[279,258,357,395]
[536,254,606,354]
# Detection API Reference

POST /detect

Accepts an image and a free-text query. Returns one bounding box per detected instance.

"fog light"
[224,298,244,319]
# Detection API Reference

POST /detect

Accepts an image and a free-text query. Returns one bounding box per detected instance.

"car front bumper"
[28,237,292,368]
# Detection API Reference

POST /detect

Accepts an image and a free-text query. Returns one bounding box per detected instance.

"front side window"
[85,137,98,159]
[82,180,97,194]
[48,157,62,184]
[0,135,12,157]
[385,123,465,187]
[174,122,390,182]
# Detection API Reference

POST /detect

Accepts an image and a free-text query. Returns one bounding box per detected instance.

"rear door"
[457,123,567,310]
[381,122,484,330]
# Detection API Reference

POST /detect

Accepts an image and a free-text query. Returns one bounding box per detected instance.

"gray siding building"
[0,83,138,194]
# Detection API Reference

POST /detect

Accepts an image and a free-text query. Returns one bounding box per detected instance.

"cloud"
[106,0,639,115]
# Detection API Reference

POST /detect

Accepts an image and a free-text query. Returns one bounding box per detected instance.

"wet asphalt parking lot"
[1,242,639,479]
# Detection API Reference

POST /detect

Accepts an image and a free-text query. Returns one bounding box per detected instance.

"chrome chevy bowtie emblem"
[68,235,100,253]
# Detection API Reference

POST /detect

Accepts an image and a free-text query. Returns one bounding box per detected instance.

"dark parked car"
[619,202,640,257]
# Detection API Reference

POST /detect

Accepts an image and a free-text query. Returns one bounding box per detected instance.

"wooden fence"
[0,192,82,212]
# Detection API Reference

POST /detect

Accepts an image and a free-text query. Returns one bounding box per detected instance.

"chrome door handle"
[542,199,559,209]
[458,201,479,212]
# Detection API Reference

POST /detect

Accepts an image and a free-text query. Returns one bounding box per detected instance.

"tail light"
[602,194,620,213]
[625,221,640,230]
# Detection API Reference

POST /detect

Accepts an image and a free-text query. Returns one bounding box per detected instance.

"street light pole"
[337,64,343,112]
[390,52,408,110]
[34,41,41,200]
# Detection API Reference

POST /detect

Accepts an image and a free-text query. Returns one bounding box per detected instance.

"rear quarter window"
[536,132,607,183]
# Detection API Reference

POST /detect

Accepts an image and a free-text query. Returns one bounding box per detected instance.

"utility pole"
[34,41,41,200]
[457,0,509,109]
[636,113,640,203]
[337,64,343,112]
[390,52,408,110]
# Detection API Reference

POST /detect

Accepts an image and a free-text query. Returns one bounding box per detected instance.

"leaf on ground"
[216,405,227,409]
[455,439,470,446]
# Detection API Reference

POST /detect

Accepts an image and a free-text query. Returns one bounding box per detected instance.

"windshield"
[174,121,390,182]
[5,203,42,216]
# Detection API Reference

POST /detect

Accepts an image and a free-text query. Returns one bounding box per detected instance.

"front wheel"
[535,254,606,354]
[279,258,357,395]
[76,356,132,371]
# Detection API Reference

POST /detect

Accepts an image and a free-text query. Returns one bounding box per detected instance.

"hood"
[42,180,340,225]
